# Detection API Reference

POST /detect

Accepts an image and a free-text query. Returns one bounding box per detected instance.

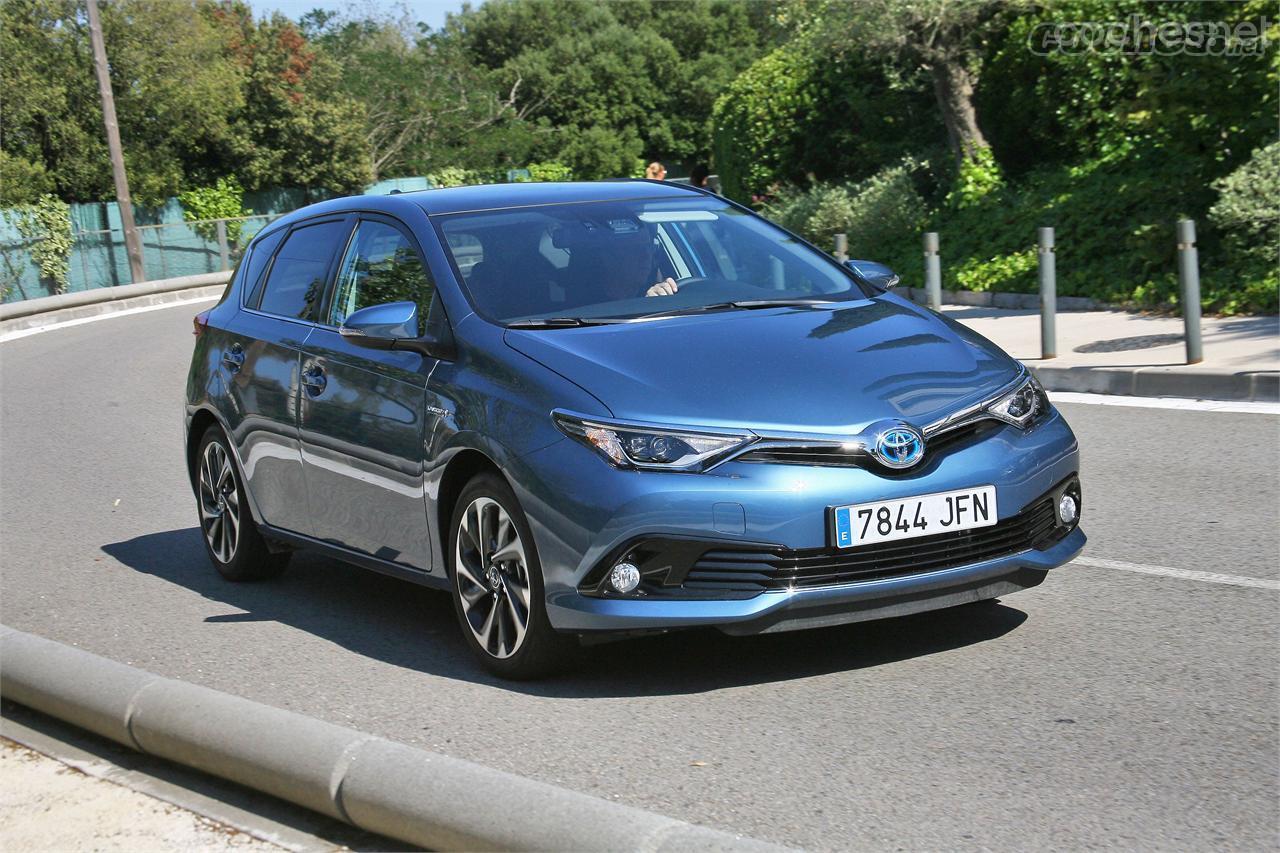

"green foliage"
[1210,142,1280,266]
[447,0,779,178]
[763,160,928,276]
[1209,142,1280,312]
[527,162,574,183]
[0,0,370,204]
[946,147,1003,210]
[179,178,251,245]
[206,5,372,194]
[712,46,939,202]
[951,249,1037,293]
[0,151,54,206]
[7,194,73,294]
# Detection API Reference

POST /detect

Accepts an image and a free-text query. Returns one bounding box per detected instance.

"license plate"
[833,486,998,549]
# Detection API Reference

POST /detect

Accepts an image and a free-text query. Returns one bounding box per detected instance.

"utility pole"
[86,0,145,283]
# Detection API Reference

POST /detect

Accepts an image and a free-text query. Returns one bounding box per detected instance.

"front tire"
[195,426,289,582]
[448,473,575,679]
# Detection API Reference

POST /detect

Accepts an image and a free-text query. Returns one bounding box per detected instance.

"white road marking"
[0,295,219,343]
[1074,555,1280,590]
[1050,391,1279,415]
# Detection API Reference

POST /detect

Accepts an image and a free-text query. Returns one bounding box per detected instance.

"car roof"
[407,179,701,215]
[261,181,707,238]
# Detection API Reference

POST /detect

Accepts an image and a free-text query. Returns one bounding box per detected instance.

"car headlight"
[553,411,754,472]
[987,375,1050,428]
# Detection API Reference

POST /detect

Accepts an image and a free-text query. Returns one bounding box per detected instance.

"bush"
[763,160,928,279]
[1210,142,1280,266]
[5,194,73,295]
[527,162,574,182]
[711,46,939,203]
[179,178,251,246]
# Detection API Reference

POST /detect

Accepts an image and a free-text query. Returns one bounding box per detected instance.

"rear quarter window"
[240,229,285,306]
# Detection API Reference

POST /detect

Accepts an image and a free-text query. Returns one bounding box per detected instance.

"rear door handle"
[221,343,245,371]
[301,365,327,395]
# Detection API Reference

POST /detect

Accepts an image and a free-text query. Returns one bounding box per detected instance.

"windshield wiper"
[505,317,624,329]
[634,298,838,320]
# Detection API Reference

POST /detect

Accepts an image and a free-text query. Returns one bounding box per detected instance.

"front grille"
[680,493,1060,594]
[736,420,996,468]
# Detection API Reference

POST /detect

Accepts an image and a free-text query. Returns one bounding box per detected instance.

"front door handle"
[221,343,245,371]
[301,365,327,395]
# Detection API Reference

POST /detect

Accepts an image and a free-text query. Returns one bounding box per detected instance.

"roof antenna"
[389,188,403,195]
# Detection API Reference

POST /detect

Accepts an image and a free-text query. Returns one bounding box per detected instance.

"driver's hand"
[645,277,679,297]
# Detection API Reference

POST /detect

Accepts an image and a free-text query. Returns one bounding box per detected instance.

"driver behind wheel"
[557,217,681,305]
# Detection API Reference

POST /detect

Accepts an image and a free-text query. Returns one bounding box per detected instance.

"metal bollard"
[1177,219,1203,364]
[923,232,941,310]
[216,219,231,272]
[833,233,848,262]
[1038,227,1056,359]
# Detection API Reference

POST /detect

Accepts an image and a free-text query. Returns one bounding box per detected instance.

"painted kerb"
[0,626,787,852]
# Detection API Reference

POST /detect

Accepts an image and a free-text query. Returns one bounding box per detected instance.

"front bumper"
[515,407,1083,634]
[548,525,1083,634]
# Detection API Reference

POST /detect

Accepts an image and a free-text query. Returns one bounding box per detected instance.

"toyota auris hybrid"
[185,180,1084,678]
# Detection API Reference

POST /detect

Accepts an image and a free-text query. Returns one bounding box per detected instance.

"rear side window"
[256,220,348,320]
[240,229,285,306]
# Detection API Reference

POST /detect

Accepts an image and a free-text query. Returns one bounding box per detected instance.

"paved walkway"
[944,306,1279,400]
[0,739,279,852]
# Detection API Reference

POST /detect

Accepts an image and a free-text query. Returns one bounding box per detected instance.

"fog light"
[1058,493,1078,525]
[608,561,641,594]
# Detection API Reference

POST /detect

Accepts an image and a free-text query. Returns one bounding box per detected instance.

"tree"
[0,0,243,205]
[445,0,780,177]
[791,0,1013,167]
[206,4,371,194]
[302,11,527,180]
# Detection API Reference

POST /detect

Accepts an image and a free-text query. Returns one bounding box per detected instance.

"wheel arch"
[435,448,510,559]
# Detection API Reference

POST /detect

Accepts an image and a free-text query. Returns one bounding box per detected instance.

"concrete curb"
[0,273,229,332]
[0,626,785,852]
[1028,364,1279,403]
[904,287,1100,311]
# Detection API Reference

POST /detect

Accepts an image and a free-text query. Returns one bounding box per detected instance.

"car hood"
[503,295,1023,434]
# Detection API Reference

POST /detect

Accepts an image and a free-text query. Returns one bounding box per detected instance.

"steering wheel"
[674,275,709,287]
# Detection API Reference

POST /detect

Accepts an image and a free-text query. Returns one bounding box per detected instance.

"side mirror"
[844,259,900,291]
[339,301,455,360]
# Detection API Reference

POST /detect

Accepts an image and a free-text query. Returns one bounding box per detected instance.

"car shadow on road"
[103,528,1030,699]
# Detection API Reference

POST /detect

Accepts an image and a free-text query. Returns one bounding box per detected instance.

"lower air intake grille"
[682,493,1060,594]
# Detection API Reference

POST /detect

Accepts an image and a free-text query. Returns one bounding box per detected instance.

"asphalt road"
[2,301,1276,851]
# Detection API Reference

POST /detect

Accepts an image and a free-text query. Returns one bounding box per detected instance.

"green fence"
[1,176,433,303]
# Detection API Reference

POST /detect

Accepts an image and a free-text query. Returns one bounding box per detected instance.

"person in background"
[690,163,710,189]
[644,161,667,181]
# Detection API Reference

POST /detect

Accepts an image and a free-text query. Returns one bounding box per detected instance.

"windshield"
[435,197,872,324]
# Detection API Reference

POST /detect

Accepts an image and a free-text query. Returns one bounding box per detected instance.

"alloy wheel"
[455,496,532,659]
[198,440,240,564]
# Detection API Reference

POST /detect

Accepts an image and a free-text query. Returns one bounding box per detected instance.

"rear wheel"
[196,426,289,581]
[448,473,575,679]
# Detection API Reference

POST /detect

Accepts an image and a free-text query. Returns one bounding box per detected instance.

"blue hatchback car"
[185,180,1084,678]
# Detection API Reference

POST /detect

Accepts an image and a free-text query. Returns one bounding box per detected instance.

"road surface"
[1,301,1276,850]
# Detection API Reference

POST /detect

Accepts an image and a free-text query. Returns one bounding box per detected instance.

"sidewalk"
[0,738,279,852]
[943,306,1279,401]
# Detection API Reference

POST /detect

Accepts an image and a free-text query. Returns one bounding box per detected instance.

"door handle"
[301,365,327,395]
[221,343,245,371]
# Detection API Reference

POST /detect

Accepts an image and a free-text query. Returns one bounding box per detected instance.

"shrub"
[711,46,940,203]
[6,194,73,295]
[179,178,251,246]
[763,160,928,278]
[527,162,574,182]
[1210,142,1280,267]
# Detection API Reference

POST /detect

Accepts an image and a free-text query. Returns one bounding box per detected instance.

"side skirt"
[258,524,449,591]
